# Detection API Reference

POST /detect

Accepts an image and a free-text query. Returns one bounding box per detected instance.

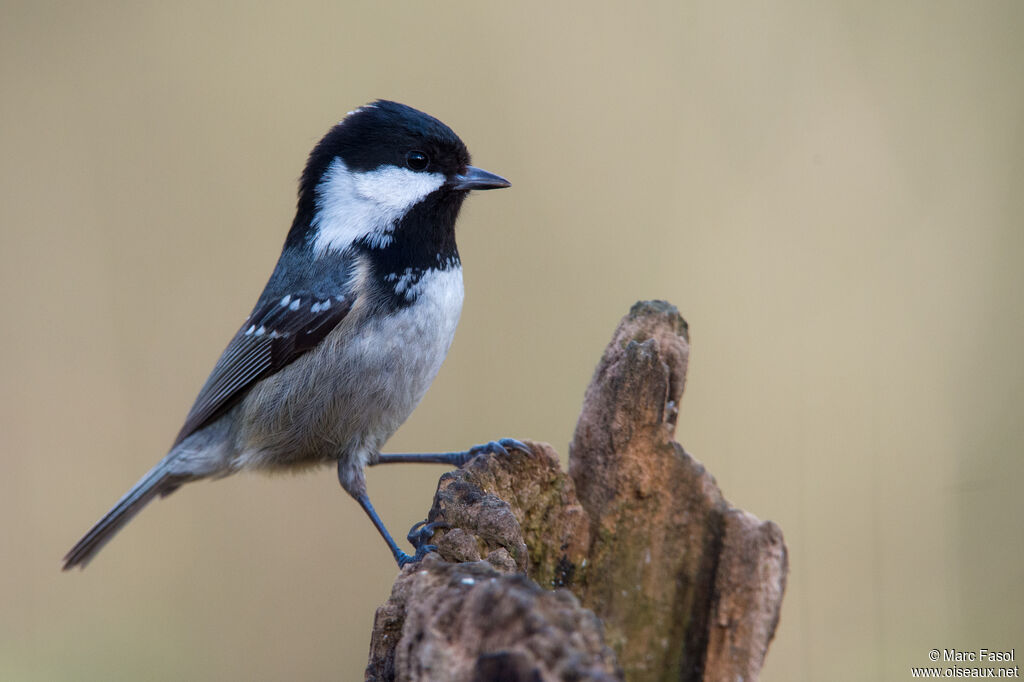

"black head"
[315,100,471,178]
[286,101,508,251]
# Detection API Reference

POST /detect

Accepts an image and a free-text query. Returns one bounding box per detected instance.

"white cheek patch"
[354,166,446,211]
[311,158,445,254]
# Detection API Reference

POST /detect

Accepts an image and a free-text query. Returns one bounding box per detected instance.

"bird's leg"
[366,439,528,560]
[372,438,530,468]
[352,491,436,567]
[349,439,528,566]
[338,459,433,568]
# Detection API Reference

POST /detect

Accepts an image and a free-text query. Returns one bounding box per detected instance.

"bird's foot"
[457,438,531,467]
[407,519,449,548]
[394,520,450,567]
[395,545,436,568]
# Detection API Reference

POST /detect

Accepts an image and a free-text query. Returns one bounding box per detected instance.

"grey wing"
[172,292,353,446]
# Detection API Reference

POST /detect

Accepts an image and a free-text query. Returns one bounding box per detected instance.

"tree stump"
[366,301,788,682]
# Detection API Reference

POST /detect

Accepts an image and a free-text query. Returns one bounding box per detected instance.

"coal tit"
[64,100,524,570]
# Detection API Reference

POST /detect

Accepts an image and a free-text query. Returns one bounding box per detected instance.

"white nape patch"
[311,158,445,255]
[343,103,375,120]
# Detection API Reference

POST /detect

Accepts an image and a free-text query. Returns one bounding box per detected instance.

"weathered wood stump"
[366,301,788,682]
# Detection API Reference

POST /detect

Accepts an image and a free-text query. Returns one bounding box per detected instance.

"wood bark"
[366,301,788,682]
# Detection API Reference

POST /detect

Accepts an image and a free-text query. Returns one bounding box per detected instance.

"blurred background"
[2,2,1022,680]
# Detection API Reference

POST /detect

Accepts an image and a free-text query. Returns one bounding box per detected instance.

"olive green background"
[2,2,1022,680]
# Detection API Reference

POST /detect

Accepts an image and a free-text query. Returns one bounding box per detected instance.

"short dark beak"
[449,166,511,191]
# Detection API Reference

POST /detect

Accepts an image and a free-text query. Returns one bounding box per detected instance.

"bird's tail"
[63,458,190,570]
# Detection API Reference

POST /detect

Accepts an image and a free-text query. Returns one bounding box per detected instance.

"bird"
[63,100,526,570]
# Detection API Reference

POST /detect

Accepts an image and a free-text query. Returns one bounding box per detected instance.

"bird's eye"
[406,150,429,171]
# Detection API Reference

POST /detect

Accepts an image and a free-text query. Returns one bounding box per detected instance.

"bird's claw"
[467,438,531,460]
[407,519,449,548]
[395,544,438,568]
[499,438,532,455]
[396,520,445,567]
